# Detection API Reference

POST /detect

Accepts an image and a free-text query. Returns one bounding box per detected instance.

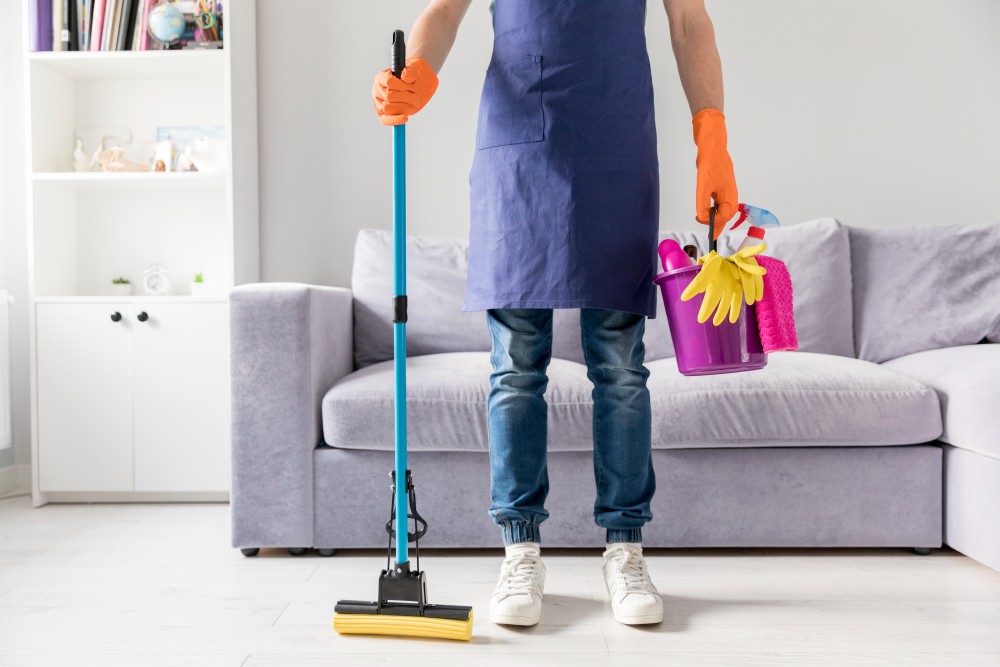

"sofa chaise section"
[883,343,1000,570]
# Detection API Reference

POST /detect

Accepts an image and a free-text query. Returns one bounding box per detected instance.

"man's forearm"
[665,1,724,115]
[409,0,473,73]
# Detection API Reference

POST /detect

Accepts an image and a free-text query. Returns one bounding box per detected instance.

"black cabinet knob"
[110,311,122,322]
[137,311,149,322]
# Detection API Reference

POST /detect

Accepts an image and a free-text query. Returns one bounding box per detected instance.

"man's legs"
[579,308,654,538]
[580,308,662,625]
[485,308,551,626]
[486,307,554,543]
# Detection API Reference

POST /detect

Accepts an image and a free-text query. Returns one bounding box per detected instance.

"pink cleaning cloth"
[755,255,798,353]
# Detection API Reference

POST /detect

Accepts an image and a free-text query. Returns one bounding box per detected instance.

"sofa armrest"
[229,283,353,549]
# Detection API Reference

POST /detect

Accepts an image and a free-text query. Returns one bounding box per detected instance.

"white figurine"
[189,138,225,173]
[73,139,89,172]
[92,147,148,172]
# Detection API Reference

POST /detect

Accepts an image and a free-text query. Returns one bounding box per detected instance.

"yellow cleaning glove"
[681,244,768,325]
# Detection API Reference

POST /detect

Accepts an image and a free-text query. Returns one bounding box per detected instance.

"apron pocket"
[476,54,544,150]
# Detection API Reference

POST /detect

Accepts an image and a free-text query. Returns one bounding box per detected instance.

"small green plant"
[112,277,130,285]
[193,273,204,283]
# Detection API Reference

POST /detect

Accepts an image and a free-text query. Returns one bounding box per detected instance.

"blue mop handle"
[390,29,409,566]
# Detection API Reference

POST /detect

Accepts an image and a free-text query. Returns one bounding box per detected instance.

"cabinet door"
[131,302,230,492]
[36,304,134,492]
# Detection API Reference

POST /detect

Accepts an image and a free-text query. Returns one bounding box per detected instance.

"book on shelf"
[51,0,61,51]
[30,0,224,52]
[88,0,105,51]
[102,0,118,51]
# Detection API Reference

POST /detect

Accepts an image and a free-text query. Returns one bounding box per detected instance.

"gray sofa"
[230,219,1000,570]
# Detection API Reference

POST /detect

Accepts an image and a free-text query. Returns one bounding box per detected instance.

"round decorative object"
[147,1,186,44]
[143,264,170,296]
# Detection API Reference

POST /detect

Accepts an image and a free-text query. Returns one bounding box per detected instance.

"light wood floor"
[1,495,999,666]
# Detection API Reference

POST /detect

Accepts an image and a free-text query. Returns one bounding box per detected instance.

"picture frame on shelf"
[155,125,225,172]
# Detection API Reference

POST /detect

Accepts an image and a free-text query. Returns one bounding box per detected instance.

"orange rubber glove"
[371,56,439,126]
[692,109,738,238]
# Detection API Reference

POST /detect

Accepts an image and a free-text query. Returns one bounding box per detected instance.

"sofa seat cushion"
[648,352,941,448]
[882,344,1000,459]
[323,350,941,452]
[324,352,587,452]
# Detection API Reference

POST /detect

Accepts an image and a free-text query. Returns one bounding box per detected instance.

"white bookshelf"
[22,2,258,505]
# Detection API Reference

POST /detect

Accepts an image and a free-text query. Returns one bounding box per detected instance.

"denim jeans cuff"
[606,528,643,544]
[502,522,541,545]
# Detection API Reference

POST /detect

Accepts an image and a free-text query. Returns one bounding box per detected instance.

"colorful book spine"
[89,0,105,51]
[130,0,141,49]
[139,0,151,50]
[61,0,71,50]
[76,0,86,51]
[100,0,116,51]
[27,0,36,50]
[52,0,62,51]
[39,0,53,50]
[115,0,131,50]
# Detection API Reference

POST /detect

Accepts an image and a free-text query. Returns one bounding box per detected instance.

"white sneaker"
[490,542,545,626]
[602,542,663,625]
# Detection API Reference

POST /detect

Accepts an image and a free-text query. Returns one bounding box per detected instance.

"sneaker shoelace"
[496,552,540,598]
[609,547,652,594]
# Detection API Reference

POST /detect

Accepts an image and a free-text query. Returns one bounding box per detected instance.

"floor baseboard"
[0,463,30,498]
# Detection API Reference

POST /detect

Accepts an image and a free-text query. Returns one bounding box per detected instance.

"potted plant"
[190,272,207,297]
[110,276,131,297]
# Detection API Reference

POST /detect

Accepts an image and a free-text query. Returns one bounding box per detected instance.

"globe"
[147,2,186,44]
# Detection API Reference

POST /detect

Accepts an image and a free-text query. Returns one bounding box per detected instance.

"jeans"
[485,308,654,545]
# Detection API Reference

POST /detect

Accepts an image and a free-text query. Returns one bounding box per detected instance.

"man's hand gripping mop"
[654,205,798,377]
[333,30,474,642]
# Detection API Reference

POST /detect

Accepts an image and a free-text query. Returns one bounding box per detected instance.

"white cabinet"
[36,303,134,492]
[133,303,229,492]
[36,301,229,495]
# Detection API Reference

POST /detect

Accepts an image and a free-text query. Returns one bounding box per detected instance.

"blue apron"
[465,0,659,317]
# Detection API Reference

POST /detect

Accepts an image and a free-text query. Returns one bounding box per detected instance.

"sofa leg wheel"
[317,548,336,557]
[240,548,260,557]
[912,547,932,555]
[288,547,308,557]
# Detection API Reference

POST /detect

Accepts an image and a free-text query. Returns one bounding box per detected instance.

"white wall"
[0,0,30,471]
[256,0,1000,288]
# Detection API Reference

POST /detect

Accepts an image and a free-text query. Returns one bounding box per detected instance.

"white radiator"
[0,291,11,451]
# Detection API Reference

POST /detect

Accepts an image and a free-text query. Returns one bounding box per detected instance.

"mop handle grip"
[391,29,406,78]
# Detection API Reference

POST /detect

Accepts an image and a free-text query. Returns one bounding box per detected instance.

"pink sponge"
[755,256,798,353]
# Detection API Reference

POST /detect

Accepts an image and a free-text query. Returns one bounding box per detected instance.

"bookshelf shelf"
[28,49,224,80]
[32,170,226,191]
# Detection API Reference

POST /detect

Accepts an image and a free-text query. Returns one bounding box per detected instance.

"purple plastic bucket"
[654,265,767,376]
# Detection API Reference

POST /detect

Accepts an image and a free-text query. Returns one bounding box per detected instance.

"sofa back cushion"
[352,229,487,368]
[719,218,855,358]
[353,230,587,367]
[850,222,1000,363]
[353,228,717,367]
[352,220,859,367]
